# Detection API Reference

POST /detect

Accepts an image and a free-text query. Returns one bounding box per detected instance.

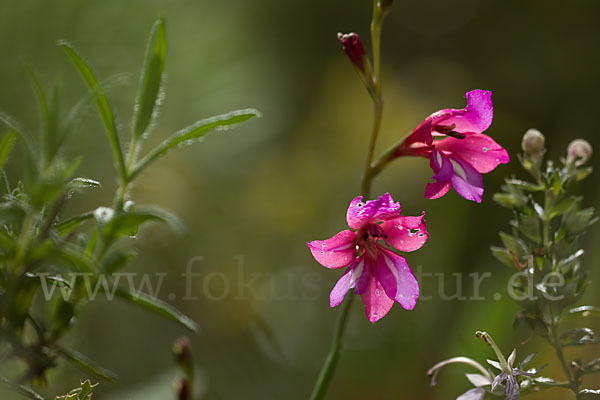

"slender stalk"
[309,2,388,399]
[309,295,354,400]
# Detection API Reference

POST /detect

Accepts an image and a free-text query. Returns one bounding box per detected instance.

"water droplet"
[399,294,404,298]
[397,225,403,230]
[375,289,381,296]
[373,312,378,318]
[320,250,324,254]
[322,243,326,247]
[418,233,424,237]
[357,202,363,208]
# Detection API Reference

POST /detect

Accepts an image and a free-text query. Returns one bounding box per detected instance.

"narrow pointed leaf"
[59,41,126,180]
[55,345,118,382]
[55,212,94,235]
[133,17,167,139]
[131,109,260,179]
[0,129,17,169]
[115,287,200,333]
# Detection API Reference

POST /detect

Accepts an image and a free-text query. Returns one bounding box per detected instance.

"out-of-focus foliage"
[0,16,257,398]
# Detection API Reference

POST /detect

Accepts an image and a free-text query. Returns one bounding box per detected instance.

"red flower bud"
[337,32,366,72]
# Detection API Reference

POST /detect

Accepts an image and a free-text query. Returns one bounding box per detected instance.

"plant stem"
[310,3,387,399]
[549,322,578,396]
[308,295,354,400]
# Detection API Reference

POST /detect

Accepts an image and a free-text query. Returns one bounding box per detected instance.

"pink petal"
[329,256,367,307]
[375,248,419,310]
[424,180,451,199]
[447,156,484,203]
[381,212,428,252]
[434,90,493,134]
[435,133,509,174]
[307,230,356,269]
[425,180,451,199]
[360,275,394,323]
[346,193,401,230]
[403,118,434,146]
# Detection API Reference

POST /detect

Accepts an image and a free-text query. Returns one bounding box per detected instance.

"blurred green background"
[1,0,599,398]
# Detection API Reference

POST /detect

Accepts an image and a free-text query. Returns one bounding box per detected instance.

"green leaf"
[560,327,597,347]
[115,287,199,333]
[0,375,45,400]
[55,212,94,235]
[69,177,101,189]
[56,380,98,400]
[131,109,260,179]
[59,41,126,181]
[132,18,167,139]
[568,305,600,318]
[490,246,514,268]
[583,358,600,375]
[102,205,184,239]
[0,129,17,169]
[56,345,118,382]
[505,179,543,192]
[514,213,541,243]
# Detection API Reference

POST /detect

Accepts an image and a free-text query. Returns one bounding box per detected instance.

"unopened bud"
[567,139,592,166]
[521,129,545,155]
[173,336,193,378]
[176,379,189,400]
[337,32,367,72]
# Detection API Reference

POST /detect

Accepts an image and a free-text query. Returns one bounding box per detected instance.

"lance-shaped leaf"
[101,205,184,239]
[115,287,200,333]
[130,109,260,179]
[132,17,167,139]
[579,389,600,399]
[59,41,127,181]
[55,345,118,382]
[0,129,17,169]
[569,305,600,318]
[560,327,597,347]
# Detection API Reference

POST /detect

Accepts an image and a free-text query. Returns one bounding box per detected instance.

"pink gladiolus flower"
[395,90,509,203]
[307,193,427,323]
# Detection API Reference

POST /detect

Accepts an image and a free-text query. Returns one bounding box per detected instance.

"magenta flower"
[307,193,427,323]
[395,90,509,203]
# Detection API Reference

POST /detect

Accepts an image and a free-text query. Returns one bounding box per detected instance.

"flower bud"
[337,32,367,72]
[173,336,193,378]
[567,139,592,166]
[176,379,189,400]
[521,129,545,155]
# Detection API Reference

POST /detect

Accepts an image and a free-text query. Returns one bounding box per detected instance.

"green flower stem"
[310,2,388,399]
[308,295,354,400]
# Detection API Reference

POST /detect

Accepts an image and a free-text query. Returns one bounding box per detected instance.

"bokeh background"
[1,0,599,398]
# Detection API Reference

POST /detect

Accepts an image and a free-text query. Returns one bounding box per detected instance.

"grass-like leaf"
[0,376,45,400]
[55,212,94,235]
[130,108,260,179]
[115,287,200,333]
[56,345,118,382]
[0,129,17,169]
[59,41,127,181]
[132,17,167,139]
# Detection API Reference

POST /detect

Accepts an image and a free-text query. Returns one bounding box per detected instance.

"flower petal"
[360,275,394,323]
[425,180,451,200]
[329,256,366,307]
[491,372,507,391]
[448,156,484,203]
[466,373,492,387]
[435,90,493,134]
[307,230,356,269]
[457,388,486,400]
[381,212,428,252]
[375,247,419,310]
[434,133,509,174]
[346,193,401,229]
[424,150,453,200]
